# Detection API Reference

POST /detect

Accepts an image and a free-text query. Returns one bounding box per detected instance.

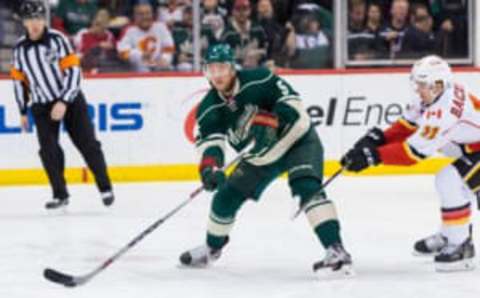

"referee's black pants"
[31,92,112,199]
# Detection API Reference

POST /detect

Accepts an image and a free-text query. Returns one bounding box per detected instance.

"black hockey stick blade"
[44,268,83,287]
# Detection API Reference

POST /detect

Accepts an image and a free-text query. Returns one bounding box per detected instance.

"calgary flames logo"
[138,36,157,53]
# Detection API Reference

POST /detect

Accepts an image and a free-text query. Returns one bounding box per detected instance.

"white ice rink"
[1,176,479,298]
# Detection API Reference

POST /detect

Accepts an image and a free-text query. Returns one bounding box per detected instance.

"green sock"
[314,220,341,248]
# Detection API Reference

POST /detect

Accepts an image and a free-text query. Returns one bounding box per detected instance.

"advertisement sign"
[0,70,479,183]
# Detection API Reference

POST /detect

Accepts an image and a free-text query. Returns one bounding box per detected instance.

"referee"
[10,1,114,209]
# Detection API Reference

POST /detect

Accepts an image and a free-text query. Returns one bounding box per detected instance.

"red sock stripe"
[464,142,480,154]
[442,208,471,221]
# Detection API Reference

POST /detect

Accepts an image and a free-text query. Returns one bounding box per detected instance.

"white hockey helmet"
[410,55,453,92]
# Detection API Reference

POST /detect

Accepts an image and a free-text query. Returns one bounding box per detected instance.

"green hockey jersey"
[195,67,311,167]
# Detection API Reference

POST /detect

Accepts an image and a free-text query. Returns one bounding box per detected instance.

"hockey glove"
[244,112,279,163]
[199,157,226,191]
[353,127,386,149]
[341,146,380,172]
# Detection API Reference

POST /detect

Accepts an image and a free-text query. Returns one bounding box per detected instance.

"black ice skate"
[101,191,115,207]
[435,237,475,272]
[179,245,222,267]
[45,197,69,210]
[413,233,448,256]
[313,243,354,279]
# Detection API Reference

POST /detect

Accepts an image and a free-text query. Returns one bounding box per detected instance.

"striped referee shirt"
[10,28,81,115]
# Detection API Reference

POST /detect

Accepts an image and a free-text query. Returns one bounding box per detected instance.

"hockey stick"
[43,153,245,288]
[291,166,345,219]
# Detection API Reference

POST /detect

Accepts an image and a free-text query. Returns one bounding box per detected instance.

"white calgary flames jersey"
[404,83,480,158]
[117,22,174,68]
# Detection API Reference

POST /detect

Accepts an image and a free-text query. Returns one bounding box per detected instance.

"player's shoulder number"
[276,79,289,96]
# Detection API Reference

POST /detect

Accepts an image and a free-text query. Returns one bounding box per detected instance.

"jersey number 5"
[421,126,440,140]
[276,80,289,96]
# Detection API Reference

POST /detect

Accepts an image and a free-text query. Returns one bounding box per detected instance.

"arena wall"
[1,69,480,185]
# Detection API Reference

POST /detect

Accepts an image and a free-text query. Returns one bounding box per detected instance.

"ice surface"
[1,176,479,298]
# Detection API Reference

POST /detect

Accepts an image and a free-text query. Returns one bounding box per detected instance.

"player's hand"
[353,127,385,149]
[50,101,67,121]
[20,115,29,132]
[200,167,226,191]
[341,146,380,172]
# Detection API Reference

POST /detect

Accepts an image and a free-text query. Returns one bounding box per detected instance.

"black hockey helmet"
[19,0,47,20]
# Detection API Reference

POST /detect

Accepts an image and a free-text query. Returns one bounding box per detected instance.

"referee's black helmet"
[19,0,47,20]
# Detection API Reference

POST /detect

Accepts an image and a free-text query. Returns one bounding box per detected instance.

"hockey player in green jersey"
[179,44,353,277]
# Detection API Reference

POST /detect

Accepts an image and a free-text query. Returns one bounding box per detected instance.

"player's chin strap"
[290,166,345,220]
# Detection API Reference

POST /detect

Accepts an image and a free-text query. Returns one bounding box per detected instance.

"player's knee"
[436,165,461,193]
[290,177,324,206]
[211,184,246,219]
[435,165,467,207]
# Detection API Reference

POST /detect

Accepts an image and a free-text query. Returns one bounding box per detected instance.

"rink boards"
[0,70,479,185]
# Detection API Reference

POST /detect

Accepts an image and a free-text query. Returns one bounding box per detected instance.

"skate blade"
[178,260,214,269]
[46,205,69,215]
[435,259,476,272]
[315,264,355,280]
[412,250,438,257]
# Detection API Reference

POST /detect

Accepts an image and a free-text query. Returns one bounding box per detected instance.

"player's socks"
[313,242,354,278]
[45,197,69,210]
[413,233,447,256]
[435,237,475,272]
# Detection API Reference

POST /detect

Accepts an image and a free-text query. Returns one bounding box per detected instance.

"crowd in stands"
[348,0,469,61]
[0,0,471,73]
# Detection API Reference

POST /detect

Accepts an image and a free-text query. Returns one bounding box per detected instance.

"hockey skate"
[413,233,448,256]
[435,237,475,272]
[179,245,222,267]
[45,197,69,210]
[313,243,354,279]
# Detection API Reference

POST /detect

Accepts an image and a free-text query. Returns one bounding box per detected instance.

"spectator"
[98,0,158,19]
[158,0,185,29]
[290,13,332,69]
[400,4,437,58]
[295,1,333,33]
[53,0,98,35]
[0,1,23,73]
[285,0,333,30]
[221,0,268,68]
[172,6,217,71]
[117,2,175,72]
[348,0,366,33]
[256,0,295,68]
[364,2,388,58]
[74,9,124,73]
[380,0,410,59]
[347,0,368,60]
[202,0,227,40]
[430,0,467,57]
